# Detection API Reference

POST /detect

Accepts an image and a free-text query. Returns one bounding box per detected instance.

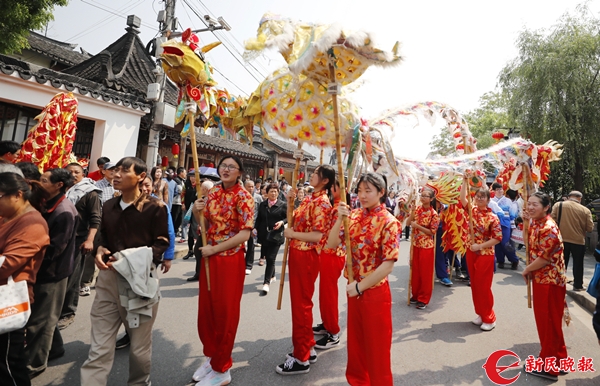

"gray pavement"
[32,241,600,385]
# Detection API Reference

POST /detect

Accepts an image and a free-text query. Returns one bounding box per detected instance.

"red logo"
[482,349,521,385]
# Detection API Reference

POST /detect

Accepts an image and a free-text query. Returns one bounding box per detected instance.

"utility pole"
[145,0,177,168]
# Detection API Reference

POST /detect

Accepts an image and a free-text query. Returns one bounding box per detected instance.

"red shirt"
[413,205,440,249]
[322,199,345,258]
[342,204,400,287]
[468,205,502,255]
[205,183,255,256]
[528,215,566,286]
[290,189,331,253]
[88,170,103,181]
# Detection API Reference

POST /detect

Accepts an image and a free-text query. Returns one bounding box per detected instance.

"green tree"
[0,0,68,54]
[429,91,512,156]
[499,5,600,197]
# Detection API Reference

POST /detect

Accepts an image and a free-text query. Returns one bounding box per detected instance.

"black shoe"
[416,302,427,310]
[315,333,340,350]
[48,349,65,361]
[497,262,505,269]
[276,356,310,375]
[287,352,317,364]
[409,298,417,304]
[186,275,199,282]
[183,251,193,260]
[115,333,130,350]
[510,262,519,270]
[312,323,327,335]
[524,365,558,381]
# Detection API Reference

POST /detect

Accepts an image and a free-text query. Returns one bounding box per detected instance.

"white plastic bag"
[0,256,31,334]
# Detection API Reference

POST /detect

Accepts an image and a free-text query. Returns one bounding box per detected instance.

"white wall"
[0,72,148,171]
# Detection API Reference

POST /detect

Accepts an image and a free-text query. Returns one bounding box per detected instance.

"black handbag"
[265,203,285,244]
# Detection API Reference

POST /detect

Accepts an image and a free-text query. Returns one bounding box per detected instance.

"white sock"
[331,333,339,340]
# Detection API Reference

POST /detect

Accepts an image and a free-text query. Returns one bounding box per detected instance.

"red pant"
[319,249,345,335]
[289,247,320,362]
[466,251,496,323]
[197,250,245,373]
[411,246,434,304]
[533,282,567,375]
[346,283,393,386]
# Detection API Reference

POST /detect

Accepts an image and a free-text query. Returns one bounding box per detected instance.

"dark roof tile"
[196,132,270,161]
[264,137,316,160]
[26,31,91,66]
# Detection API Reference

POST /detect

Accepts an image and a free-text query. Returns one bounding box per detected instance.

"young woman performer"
[276,165,334,375]
[313,180,345,349]
[327,172,400,385]
[191,155,254,386]
[521,192,567,381]
[460,174,502,331]
[407,188,440,310]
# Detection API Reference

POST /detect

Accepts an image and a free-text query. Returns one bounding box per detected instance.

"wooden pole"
[320,148,324,165]
[277,143,302,310]
[407,202,416,305]
[328,61,354,284]
[522,163,532,309]
[449,251,456,280]
[187,109,210,291]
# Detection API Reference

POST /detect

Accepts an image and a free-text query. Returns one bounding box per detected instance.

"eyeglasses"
[420,195,432,199]
[218,164,239,171]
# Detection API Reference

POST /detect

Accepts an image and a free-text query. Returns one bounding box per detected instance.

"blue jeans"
[495,225,519,264]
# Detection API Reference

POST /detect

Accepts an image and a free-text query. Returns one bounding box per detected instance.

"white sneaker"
[196,369,231,386]
[480,322,496,331]
[270,276,276,284]
[245,269,251,275]
[262,284,269,293]
[192,358,212,382]
[472,315,482,326]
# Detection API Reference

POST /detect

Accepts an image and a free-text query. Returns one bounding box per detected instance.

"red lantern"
[299,172,305,179]
[279,167,284,175]
[492,131,505,142]
[161,156,169,167]
[171,143,180,158]
[258,169,264,177]
[208,162,214,168]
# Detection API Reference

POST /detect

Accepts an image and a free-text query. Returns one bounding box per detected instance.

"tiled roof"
[264,137,316,160]
[62,27,178,104]
[196,132,270,161]
[0,54,151,111]
[26,31,91,66]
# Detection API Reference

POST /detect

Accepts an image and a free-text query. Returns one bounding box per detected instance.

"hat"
[568,191,582,198]
[104,162,116,170]
[304,181,310,186]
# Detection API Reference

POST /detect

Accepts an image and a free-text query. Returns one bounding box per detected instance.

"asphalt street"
[32,241,599,386]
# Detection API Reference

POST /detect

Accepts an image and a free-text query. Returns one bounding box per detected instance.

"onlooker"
[551,191,594,291]
[15,162,42,181]
[57,163,102,330]
[187,180,214,282]
[165,168,175,212]
[244,179,263,275]
[150,167,169,205]
[87,156,110,182]
[255,179,262,195]
[25,169,78,378]
[182,170,198,259]
[0,140,21,162]
[385,190,396,214]
[0,171,50,386]
[294,187,305,209]
[80,157,170,385]
[491,183,519,270]
[95,162,117,205]
[171,168,185,237]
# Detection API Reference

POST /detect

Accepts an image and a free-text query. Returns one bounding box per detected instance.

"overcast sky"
[45,0,599,159]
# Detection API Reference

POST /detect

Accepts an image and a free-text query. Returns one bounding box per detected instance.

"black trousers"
[245,234,255,270]
[60,247,83,319]
[0,327,30,386]
[261,241,282,285]
[171,204,182,234]
[563,242,586,289]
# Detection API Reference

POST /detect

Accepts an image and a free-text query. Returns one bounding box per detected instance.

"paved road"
[33,241,599,385]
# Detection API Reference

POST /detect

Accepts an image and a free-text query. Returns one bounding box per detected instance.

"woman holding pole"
[460,174,502,331]
[326,172,400,386]
[190,155,254,386]
[521,192,567,381]
[407,188,439,310]
[276,165,334,375]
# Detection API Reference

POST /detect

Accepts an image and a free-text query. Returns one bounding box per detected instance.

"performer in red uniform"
[191,155,254,386]
[407,188,439,309]
[522,191,567,381]
[313,180,345,349]
[327,172,400,386]
[460,175,501,331]
[276,165,334,375]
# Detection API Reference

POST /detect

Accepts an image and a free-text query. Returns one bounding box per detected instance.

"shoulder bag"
[0,256,31,334]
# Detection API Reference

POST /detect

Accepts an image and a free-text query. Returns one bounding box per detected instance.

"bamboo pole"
[449,251,456,280]
[187,109,210,291]
[328,61,354,284]
[522,163,532,308]
[320,148,324,165]
[277,143,302,310]
[407,203,416,305]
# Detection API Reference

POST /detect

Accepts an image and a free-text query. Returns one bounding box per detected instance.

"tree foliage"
[499,5,600,198]
[0,0,68,54]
